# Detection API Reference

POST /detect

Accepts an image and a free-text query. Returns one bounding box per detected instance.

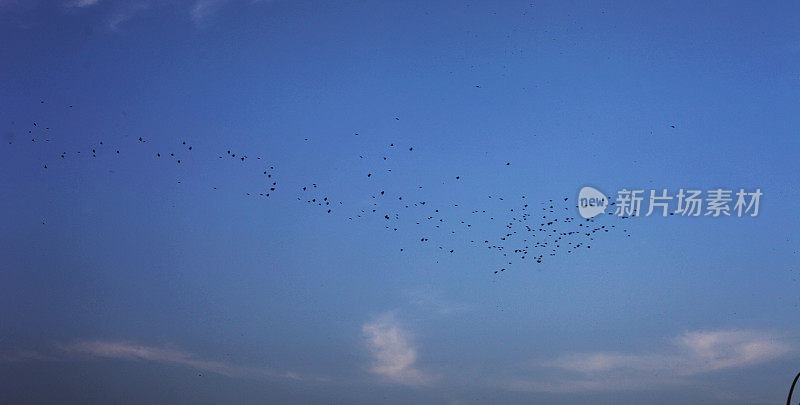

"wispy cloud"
[2,340,321,382]
[190,0,227,23]
[65,0,103,8]
[62,340,304,379]
[2,0,270,28]
[362,313,433,386]
[105,1,150,31]
[402,287,470,316]
[504,329,795,393]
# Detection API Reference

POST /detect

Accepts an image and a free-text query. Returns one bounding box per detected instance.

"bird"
[16,104,630,276]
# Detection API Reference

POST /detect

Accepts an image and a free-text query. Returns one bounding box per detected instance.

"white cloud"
[62,340,296,379]
[2,340,320,382]
[675,330,792,373]
[362,313,432,386]
[38,0,270,28]
[66,0,103,8]
[190,0,227,23]
[105,1,150,31]
[505,329,795,393]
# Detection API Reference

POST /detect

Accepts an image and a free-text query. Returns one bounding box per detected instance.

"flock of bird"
[294,144,634,274]
[6,101,633,275]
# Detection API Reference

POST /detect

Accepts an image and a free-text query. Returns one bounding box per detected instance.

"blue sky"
[1,0,799,403]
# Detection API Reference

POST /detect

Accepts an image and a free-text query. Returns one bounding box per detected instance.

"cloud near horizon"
[1,328,792,393]
[361,313,434,386]
[2,340,317,382]
[504,329,795,393]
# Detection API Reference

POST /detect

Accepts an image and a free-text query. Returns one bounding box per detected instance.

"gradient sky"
[1,1,799,404]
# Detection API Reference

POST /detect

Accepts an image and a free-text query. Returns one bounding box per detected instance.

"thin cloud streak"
[503,329,795,393]
[105,1,150,31]
[66,0,103,7]
[190,0,227,23]
[61,340,300,380]
[4,0,268,27]
[2,340,322,382]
